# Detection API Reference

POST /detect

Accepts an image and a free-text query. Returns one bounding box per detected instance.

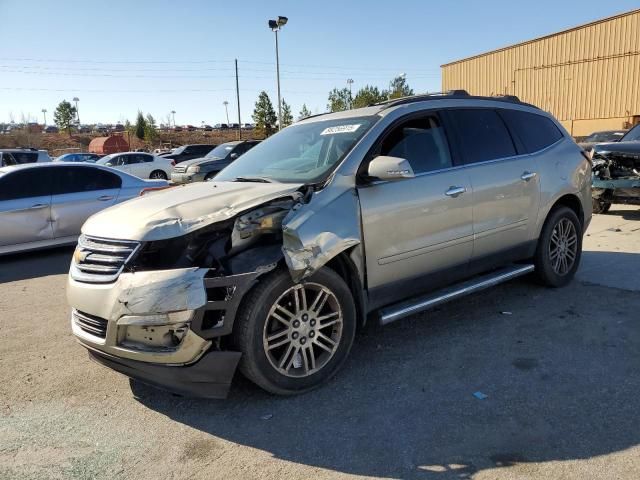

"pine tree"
[53,100,77,136]
[252,91,277,137]
[298,104,312,120]
[281,98,293,127]
[352,85,389,108]
[327,88,352,112]
[135,111,146,140]
[388,75,414,99]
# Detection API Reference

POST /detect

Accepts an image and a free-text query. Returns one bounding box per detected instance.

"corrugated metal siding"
[442,10,640,126]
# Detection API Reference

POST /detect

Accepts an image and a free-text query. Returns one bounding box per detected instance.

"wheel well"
[325,252,367,328]
[551,194,584,227]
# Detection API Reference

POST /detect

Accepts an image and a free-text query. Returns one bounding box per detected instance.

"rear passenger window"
[499,109,564,153]
[0,169,52,200]
[379,115,452,174]
[53,167,121,194]
[448,109,516,164]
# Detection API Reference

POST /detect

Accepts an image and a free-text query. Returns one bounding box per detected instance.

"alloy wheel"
[549,217,578,275]
[263,283,343,378]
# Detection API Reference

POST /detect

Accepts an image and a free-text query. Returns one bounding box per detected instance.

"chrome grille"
[173,165,187,173]
[73,309,108,339]
[71,235,140,283]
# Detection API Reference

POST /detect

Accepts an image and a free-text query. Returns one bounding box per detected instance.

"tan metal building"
[441,9,640,137]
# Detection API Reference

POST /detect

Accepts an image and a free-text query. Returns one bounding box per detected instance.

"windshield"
[206,143,235,159]
[621,124,640,142]
[96,154,115,165]
[215,115,378,183]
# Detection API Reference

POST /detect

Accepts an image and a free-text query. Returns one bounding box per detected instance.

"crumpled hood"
[82,181,303,241]
[593,141,640,157]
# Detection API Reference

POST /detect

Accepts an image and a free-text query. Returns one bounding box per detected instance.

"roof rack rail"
[374,90,470,108]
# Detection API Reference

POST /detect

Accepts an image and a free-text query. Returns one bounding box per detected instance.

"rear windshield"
[8,151,38,164]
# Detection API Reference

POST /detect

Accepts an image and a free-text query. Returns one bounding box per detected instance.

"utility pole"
[223,101,229,125]
[268,16,288,131]
[171,110,176,127]
[73,97,80,125]
[41,108,47,126]
[235,59,241,140]
[347,78,354,108]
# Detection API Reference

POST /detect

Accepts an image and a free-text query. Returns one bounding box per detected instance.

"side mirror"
[230,152,239,160]
[105,162,113,166]
[367,155,415,181]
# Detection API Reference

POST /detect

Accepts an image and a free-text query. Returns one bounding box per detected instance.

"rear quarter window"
[499,109,564,153]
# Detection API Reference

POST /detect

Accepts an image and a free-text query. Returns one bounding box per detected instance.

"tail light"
[139,186,172,196]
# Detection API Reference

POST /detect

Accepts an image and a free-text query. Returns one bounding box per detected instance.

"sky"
[1,0,638,126]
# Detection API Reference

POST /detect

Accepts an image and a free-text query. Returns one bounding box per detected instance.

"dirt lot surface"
[1,207,639,480]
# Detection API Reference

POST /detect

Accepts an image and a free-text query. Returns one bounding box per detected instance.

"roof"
[441,8,640,67]
[0,162,109,174]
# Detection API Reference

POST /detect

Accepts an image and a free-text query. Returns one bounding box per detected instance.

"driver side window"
[379,115,452,174]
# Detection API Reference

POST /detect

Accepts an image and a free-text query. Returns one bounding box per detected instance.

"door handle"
[521,171,537,181]
[445,186,467,197]
[30,203,48,209]
[97,195,114,201]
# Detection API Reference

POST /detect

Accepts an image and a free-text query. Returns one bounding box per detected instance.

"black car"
[160,144,217,163]
[591,123,640,213]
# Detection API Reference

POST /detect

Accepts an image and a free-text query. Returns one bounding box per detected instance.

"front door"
[0,169,53,248]
[357,112,474,308]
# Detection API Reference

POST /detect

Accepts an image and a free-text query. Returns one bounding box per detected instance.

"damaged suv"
[67,91,591,398]
[591,123,640,213]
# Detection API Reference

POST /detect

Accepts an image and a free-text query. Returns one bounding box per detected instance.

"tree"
[327,87,352,112]
[144,113,158,142]
[134,111,146,140]
[388,75,414,99]
[298,104,312,120]
[352,85,389,109]
[53,100,77,136]
[252,91,277,137]
[281,98,293,127]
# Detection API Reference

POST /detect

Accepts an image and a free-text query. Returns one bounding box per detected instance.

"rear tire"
[149,170,167,180]
[233,268,356,395]
[592,198,611,214]
[533,206,582,287]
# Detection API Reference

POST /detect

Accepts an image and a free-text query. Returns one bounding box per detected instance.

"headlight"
[188,165,201,173]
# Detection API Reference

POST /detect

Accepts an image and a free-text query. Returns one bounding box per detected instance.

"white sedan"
[96,152,174,179]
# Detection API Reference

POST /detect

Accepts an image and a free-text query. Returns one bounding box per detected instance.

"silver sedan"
[0,163,169,255]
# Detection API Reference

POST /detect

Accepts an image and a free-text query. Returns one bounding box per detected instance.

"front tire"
[533,206,582,287]
[233,268,356,395]
[149,170,167,180]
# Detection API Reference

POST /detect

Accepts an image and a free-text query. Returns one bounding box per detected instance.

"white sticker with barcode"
[320,124,361,135]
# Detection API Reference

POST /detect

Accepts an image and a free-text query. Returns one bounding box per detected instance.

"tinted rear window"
[53,167,121,194]
[10,152,38,164]
[448,109,516,164]
[0,169,52,200]
[499,109,564,153]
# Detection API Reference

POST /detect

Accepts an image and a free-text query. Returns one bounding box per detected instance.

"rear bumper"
[88,348,241,398]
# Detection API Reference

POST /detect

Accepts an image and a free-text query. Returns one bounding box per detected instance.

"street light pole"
[171,110,176,127]
[347,78,354,108]
[223,101,229,125]
[269,16,288,131]
[72,97,80,125]
[41,108,47,126]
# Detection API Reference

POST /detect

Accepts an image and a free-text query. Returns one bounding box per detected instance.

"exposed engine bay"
[591,146,640,212]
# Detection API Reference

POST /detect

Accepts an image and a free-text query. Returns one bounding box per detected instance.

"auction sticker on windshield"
[320,124,361,135]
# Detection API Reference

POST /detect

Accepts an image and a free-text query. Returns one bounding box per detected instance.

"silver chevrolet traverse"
[67,91,592,398]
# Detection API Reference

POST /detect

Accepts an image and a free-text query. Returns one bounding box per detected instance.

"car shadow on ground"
[0,246,74,283]
[602,207,640,221]
[132,257,640,479]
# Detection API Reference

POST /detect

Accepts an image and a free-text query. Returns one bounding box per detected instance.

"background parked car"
[158,144,216,163]
[0,163,168,255]
[213,123,229,130]
[579,129,627,150]
[54,153,101,163]
[43,126,59,134]
[202,124,213,131]
[96,152,174,179]
[171,140,261,184]
[241,123,255,130]
[0,148,51,166]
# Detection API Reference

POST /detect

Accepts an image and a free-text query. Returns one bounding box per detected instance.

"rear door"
[444,108,540,264]
[50,166,121,239]
[124,154,147,178]
[0,169,53,247]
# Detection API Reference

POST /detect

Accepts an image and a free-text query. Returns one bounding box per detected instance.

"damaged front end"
[591,145,640,211]
[68,181,365,398]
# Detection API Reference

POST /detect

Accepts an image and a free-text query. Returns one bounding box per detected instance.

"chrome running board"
[379,264,535,325]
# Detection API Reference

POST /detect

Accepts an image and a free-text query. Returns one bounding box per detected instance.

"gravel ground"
[1,206,639,480]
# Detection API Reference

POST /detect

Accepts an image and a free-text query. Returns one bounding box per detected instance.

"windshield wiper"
[233,176,274,183]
